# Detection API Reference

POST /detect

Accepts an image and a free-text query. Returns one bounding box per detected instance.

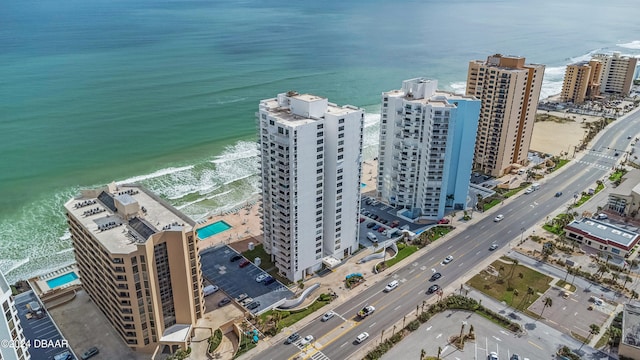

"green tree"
[623,275,633,290]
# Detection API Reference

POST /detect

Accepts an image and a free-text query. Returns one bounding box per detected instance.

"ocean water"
[1,0,639,283]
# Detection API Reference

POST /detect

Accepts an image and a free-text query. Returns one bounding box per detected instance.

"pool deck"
[29,264,80,297]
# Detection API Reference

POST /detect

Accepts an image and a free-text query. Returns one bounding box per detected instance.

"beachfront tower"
[258,92,364,282]
[376,78,480,221]
[560,59,603,104]
[64,184,205,354]
[467,54,545,177]
[594,52,638,96]
[0,271,30,360]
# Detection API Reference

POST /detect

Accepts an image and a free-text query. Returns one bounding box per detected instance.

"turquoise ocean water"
[1,0,639,282]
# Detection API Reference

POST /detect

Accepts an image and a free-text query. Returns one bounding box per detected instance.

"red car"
[377,226,385,233]
[359,217,366,223]
[390,220,400,228]
[239,259,251,268]
[437,219,450,224]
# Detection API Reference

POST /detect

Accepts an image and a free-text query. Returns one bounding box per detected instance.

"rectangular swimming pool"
[197,220,232,239]
[46,272,79,289]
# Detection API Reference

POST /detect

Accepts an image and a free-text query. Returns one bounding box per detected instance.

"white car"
[300,335,314,346]
[443,255,453,264]
[494,214,504,222]
[489,244,498,251]
[384,280,399,292]
[321,311,335,322]
[488,352,499,360]
[524,187,534,194]
[356,332,369,343]
[255,273,269,282]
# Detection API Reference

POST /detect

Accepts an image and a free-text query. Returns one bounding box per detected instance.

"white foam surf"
[617,40,640,50]
[117,165,194,185]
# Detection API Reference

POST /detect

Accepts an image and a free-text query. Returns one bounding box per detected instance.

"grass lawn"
[259,298,330,332]
[550,159,570,172]
[503,183,531,198]
[556,280,576,292]
[233,336,257,359]
[384,245,419,268]
[467,258,553,310]
[609,169,627,182]
[242,244,291,285]
[483,198,501,211]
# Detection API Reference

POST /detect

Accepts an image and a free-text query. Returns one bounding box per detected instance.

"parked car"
[359,217,366,223]
[372,224,380,230]
[430,272,442,281]
[80,347,99,360]
[357,305,375,318]
[246,301,260,310]
[236,293,248,302]
[427,284,440,294]
[54,351,73,360]
[240,297,254,306]
[229,254,242,262]
[594,213,608,220]
[285,332,300,344]
[489,244,499,251]
[263,276,276,285]
[443,255,453,264]
[218,297,231,307]
[300,335,314,346]
[366,222,376,228]
[255,273,269,282]
[355,332,370,343]
[239,259,251,268]
[390,220,400,228]
[437,218,450,224]
[203,285,219,296]
[494,214,504,222]
[524,187,534,194]
[384,280,399,292]
[377,226,385,233]
[321,311,335,322]
[510,354,522,360]
[555,191,563,197]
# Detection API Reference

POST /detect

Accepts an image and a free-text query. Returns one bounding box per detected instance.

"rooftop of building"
[610,169,640,197]
[64,183,195,254]
[566,217,639,248]
[385,78,477,105]
[260,91,361,126]
[623,303,640,348]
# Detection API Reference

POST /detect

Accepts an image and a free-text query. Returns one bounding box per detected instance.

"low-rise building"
[563,218,639,257]
[607,169,640,219]
[620,303,640,359]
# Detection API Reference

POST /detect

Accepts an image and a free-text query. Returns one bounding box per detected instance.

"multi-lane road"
[259,108,640,360]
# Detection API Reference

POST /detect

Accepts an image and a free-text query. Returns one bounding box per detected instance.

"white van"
[203,285,219,297]
[367,232,378,243]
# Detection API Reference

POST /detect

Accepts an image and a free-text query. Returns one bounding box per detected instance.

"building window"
[339,118,345,124]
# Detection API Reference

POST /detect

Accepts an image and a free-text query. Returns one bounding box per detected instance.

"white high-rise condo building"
[259,91,364,282]
[593,52,638,96]
[0,271,30,360]
[377,78,480,221]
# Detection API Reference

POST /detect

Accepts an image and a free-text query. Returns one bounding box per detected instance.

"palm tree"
[611,272,620,286]
[420,349,426,360]
[437,346,442,360]
[578,324,601,350]
[596,264,609,278]
[623,275,633,290]
[539,297,553,319]
[509,259,519,278]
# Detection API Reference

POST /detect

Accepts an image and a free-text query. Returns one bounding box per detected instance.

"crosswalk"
[293,340,331,360]
[575,159,612,170]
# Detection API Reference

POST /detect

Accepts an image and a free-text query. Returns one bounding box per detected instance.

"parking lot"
[14,291,77,360]
[200,245,293,314]
[529,283,611,339]
[358,196,426,247]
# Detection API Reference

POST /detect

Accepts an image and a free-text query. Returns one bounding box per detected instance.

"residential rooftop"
[623,303,640,348]
[260,91,361,126]
[610,169,640,197]
[64,183,195,254]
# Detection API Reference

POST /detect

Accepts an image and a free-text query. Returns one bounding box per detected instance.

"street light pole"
[520,227,525,244]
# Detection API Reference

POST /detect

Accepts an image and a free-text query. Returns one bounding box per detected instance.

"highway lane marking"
[409,269,415,274]
[429,257,435,261]
[530,204,535,208]
[426,326,432,331]
[480,224,485,229]
[528,340,543,350]
[394,305,402,311]
[369,322,377,328]
[447,245,453,249]
[312,320,361,352]
[476,251,481,255]
[507,230,512,234]
[340,342,347,348]
[464,235,470,239]
[436,333,442,339]
[492,336,502,342]
[457,263,464,267]
[500,330,508,336]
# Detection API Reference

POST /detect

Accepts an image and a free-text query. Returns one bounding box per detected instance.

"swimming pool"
[46,272,79,289]
[360,183,366,188]
[197,220,232,239]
